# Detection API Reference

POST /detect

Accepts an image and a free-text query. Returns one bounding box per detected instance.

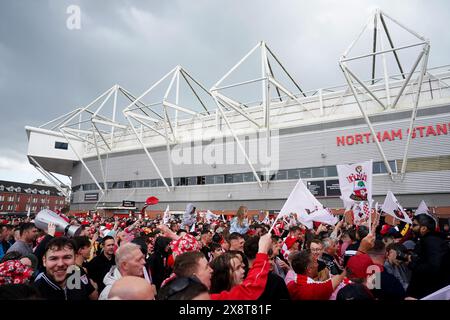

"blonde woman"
[230,206,250,235]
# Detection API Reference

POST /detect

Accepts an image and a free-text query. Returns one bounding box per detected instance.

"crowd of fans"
[0,203,449,300]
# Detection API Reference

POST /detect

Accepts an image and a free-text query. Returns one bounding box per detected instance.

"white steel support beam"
[125,117,171,192]
[341,64,394,177]
[213,96,263,188]
[60,130,105,195]
[391,49,426,108]
[92,125,108,194]
[213,93,260,128]
[29,157,69,198]
[400,45,430,177]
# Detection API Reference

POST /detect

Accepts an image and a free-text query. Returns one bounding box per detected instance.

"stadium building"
[25,10,450,218]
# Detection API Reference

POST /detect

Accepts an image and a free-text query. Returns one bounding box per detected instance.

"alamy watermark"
[66,5,81,30]
[169,125,280,172]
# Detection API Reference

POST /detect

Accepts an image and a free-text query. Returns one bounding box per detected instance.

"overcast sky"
[0,0,449,185]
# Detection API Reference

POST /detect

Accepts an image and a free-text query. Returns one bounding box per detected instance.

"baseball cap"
[346,254,375,279]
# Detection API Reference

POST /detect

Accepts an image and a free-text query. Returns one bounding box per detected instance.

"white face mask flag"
[381,191,413,224]
[337,160,373,207]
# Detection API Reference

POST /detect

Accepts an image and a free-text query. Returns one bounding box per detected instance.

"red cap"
[380,224,391,236]
[145,196,159,205]
[284,236,298,250]
[346,254,374,279]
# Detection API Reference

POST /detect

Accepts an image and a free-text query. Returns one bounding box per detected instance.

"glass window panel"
[243,172,255,182]
[205,176,215,184]
[188,177,197,185]
[287,169,300,180]
[276,170,288,180]
[325,166,338,177]
[233,174,243,183]
[225,175,233,184]
[150,180,157,187]
[300,168,312,178]
[215,175,225,184]
[312,167,325,178]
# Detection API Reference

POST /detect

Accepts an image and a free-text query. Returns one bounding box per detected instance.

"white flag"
[306,208,338,226]
[381,191,412,224]
[337,160,373,207]
[163,205,170,225]
[205,210,220,222]
[352,202,370,226]
[262,212,270,225]
[190,222,196,233]
[421,284,450,300]
[221,214,226,223]
[278,178,323,229]
[27,206,31,218]
[415,200,429,216]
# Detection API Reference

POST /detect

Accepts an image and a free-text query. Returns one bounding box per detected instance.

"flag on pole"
[337,160,373,208]
[415,200,429,215]
[352,202,370,226]
[381,191,413,224]
[273,178,322,230]
[163,205,170,225]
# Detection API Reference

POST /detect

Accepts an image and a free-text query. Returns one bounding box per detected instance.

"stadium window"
[287,169,300,180]
[0,195,4,201]
[243,172,255,182]
[233,173,243,183]
[116,181,124,189]
[187,177,197,185]
[372,162,381,174]
[325,166,338,177]
[124,181,132,188]
[389,160,397,172]
[300,168,312,178]
[312,167,325,178]
[150,180,157,188]
[276,170,288,180]
[54,141,68,150]
[205,175,215,184]
[214,175,225,184]
[197,176,206,185]
[142,180,151,188]
[225,174,233,184]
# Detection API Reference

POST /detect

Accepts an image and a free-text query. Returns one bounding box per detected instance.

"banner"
[277,178,323,229]
[337,160,373,208]
[381,191,413,224]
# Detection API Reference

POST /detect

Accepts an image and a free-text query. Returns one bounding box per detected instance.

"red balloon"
[145,196,159,205]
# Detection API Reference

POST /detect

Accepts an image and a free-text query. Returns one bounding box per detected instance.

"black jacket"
[407,232,450,299]
[33,269,95,300]
[148,237,172,290]
[257,272,291,302]
[86,252,115,293]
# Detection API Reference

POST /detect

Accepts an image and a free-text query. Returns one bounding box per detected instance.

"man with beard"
[86,235,116,293]
[407,214,450,298]
[33,237,96,300]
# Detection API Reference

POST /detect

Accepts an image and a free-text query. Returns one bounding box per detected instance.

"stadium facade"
[25,10,450,217]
